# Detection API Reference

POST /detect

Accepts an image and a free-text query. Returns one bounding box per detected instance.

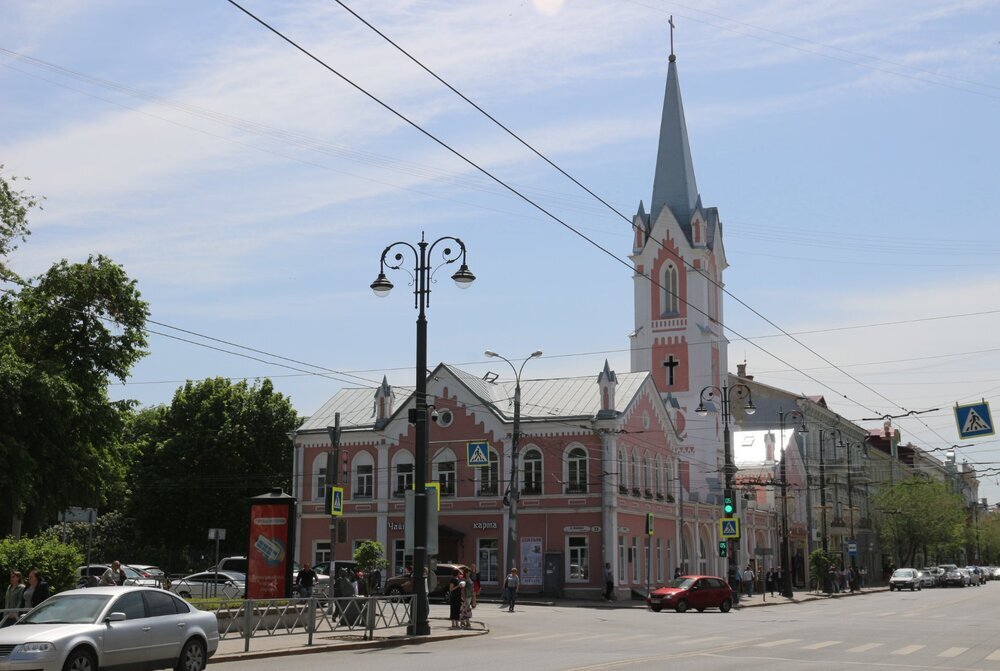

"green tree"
[0,172,148,533]
[354,541,388,595]
[0,536,82,594]
[126,378,298,569]
[38,510,141,565]
[874,478,965,567]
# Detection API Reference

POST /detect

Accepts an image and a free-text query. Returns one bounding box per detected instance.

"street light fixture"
[777,409,807,599]
[371,232,474,636]
[484,349,543,573]
[696,383,755,578]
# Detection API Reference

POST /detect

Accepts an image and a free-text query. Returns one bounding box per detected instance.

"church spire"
[649,24,699,232]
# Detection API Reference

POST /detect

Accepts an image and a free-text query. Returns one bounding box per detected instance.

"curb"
[210,623,488,663]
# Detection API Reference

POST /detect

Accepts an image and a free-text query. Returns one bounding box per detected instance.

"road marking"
[802,641,841,650]
[846,643,882,653]
[756,639,801,648]
[493,633,533,640]
[614,634,655,642]
[985,649,1000,661]
[891,645,925,655]
[939,647,968,658]
[522,633,569,642]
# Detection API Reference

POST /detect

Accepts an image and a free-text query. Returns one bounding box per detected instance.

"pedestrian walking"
[765,568,775,596]
[859,566,867,589]
[673,567,682,580]
[99,561,126,586]
[468,563,481,608]
[295,562,317,598]
[21,570,49,609]
[742,565,755,598]
[603,562,614,601]
[504,568,519,612]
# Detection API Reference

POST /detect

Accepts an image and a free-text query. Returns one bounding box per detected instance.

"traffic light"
[723,489,735,515]
[646,512,655,536]
[718,540,728,557]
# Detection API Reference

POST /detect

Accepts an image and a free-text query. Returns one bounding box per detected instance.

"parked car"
[382,563,470,602]
[920,567,944,587]
[646,575,734,613]
[128,564,166,579]
[0,586,219,671]
[965,566,987,585]
[208,556,247,575]
[76,564,158,588]
[169,571,245,599]
[958,568,977,586]
[917,569,937,588]
[888,568,922,591]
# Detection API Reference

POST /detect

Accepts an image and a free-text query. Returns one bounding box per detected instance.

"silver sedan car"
[0,586,219,671]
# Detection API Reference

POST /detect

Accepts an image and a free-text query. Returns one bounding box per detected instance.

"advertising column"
[247,489,297,599]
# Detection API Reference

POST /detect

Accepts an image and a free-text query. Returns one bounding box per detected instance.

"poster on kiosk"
[247,489,296,599]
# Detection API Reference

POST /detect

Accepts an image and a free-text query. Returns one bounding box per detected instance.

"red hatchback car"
[647,575,734,613]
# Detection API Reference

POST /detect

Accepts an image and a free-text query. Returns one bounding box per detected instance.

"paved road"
[218,584,1000,671]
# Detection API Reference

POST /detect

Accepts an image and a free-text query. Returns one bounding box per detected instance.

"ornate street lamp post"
[696,384,756,577]
[485,350,543,573]
[371,233,475,636]
[778,409,807,599]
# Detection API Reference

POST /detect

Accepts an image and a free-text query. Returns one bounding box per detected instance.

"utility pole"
[326,414,341,570]
[819,431,829,553]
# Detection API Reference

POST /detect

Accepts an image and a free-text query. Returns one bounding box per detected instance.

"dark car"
[646,575,733,613]
[383,563,469,602]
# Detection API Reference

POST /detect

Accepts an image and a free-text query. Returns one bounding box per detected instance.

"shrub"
[0,536,82,594]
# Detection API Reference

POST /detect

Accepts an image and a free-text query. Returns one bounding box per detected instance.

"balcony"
[631,488,641,497]
[478,485,498,497]
[618,485,628,495]
[644,489,654,500]
[565,484,588,494]
[522,483,541,496]
[830,518,847,529]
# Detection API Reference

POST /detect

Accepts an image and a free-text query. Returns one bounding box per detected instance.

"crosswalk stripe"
[802,641,841,650]
[521,634,567,642]
[892,645,925,655]
[756,639,801,648]
[493,633,532,640]
[847,643,882,653]
[939,647,968,658]
[985,649,1000,661]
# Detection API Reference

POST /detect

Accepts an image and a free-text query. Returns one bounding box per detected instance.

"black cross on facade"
[662,355,680,386]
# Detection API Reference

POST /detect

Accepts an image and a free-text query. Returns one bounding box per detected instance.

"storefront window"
[478,539,499,583]
[568,536,589,581]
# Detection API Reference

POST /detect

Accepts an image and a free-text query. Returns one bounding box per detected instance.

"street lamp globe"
[451,264,476,288]
[370,273,394,297]
[744,402,757,415]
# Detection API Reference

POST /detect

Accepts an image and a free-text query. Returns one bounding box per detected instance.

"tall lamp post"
[371,233,475,636]
[485,349,543,573]
[777,409,807,599]
[696,383,756,577]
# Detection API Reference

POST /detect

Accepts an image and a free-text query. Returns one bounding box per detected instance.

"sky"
[2,1,1000,496]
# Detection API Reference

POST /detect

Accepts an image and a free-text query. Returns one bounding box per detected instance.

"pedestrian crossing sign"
[467,440,489,467]
[955,401,995,439]
[719,517,740,539]
[327,486,344,517]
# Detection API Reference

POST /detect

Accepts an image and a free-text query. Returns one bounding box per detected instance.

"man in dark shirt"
[295,562,318,598]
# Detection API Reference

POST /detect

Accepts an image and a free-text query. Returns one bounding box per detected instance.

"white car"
[0,586,218,671]
[169,571,245,600]
[888,568,922,591]
[76,564,158,588]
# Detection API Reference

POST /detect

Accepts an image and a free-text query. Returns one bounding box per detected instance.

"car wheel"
[63,648,96,671]
[649,605,662,612]
[675,599,688,613]
[720,599,732,613]
[176,638,207,671]
[910,585,915,591]
[387,585,404,596]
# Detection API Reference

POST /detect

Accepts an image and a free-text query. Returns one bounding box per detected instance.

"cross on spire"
[669,15,675,61]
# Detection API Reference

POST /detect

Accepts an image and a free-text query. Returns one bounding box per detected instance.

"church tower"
[629,37,728,501]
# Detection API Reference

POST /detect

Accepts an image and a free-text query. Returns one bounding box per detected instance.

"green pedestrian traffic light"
[718,540,728,558]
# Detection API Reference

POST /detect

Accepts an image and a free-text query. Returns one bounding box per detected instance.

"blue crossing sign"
[719,517,741,539]
[467,441,489,467]
[955,401,995,439]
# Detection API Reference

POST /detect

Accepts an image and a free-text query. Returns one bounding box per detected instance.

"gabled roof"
[297,364,652,432]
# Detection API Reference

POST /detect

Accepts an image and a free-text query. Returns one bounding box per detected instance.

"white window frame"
[521,446,543,495]
[478,539,499,583]
[353,452,374,500]
[433,448,457,497]
[392,450,414,498]
[564,444,588,494]
[567,536,589,582]
[617,536,626,582]
[311,454,328,502]
[313,541,330,565]
[660,262,679,315]
[478,449,499,496]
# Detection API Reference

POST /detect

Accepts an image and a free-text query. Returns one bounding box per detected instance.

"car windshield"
[892,569,913,577]
[665,578,695,589]
[19,595,112,625]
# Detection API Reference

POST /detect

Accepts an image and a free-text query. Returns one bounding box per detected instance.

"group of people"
[826,564,865,593]
[2,569,50,627]
[446,563,483,629]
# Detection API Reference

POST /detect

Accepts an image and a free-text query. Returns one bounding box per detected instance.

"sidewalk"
[210,617,487,664]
